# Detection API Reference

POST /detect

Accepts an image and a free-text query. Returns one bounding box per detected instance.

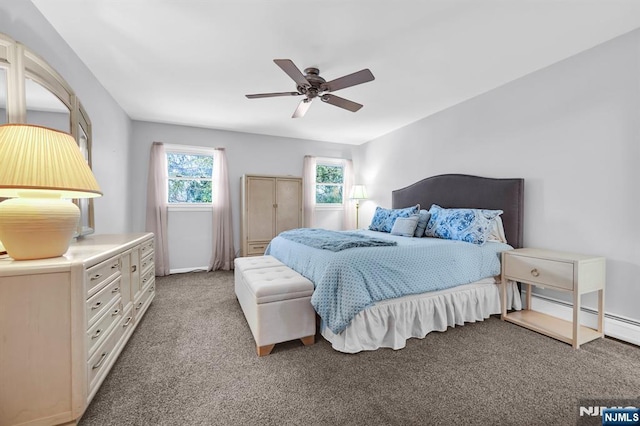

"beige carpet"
[79,270,640,426]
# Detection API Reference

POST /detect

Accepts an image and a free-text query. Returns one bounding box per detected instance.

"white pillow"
[390,215,420,237]
[487,216,507,243]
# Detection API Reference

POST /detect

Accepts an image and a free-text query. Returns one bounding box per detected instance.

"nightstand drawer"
[504,255,574,290]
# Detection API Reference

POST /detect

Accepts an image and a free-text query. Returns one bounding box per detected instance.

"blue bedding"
[278,228,397,251]
[265,230,512,334]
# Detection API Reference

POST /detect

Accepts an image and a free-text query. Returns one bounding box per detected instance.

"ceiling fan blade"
[292,98,312,118]
[274,59,310,89]
[320,94,362,112]
[246,92,301,99]
[323,69,375,92]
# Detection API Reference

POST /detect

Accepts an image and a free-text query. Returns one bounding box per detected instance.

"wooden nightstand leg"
[525,283,532,310]
[573,290,580,349]
[597,289,605,337]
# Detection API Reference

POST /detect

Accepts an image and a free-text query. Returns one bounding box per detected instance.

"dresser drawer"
[87,299,123,357]
[504,255,574,290]
[140,252,154,276]
[247,241,269,255]
[86,255,121,297]
[86,276,121,326]
[87,313,126,395]
[134,278,155,319]
[140,267,154,290]
[139,238,154,259]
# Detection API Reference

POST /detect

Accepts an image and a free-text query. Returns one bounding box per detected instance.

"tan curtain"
[145,142,170,276]
[303,155,316,227]
[209,148,235,271]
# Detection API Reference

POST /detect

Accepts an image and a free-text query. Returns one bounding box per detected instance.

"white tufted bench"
[234,257,315,356]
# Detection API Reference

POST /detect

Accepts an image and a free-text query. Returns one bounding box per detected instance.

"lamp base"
[0,197,80,260]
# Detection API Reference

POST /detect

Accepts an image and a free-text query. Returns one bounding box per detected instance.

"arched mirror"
[0,68,7,125]
[0,33,95,236]
[25,77,71,133]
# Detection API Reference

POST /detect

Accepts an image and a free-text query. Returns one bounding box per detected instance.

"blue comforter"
[265,230,512,334]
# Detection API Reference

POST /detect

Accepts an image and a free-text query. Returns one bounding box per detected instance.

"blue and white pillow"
[369,204,420,233]
[414,209,431,237]
[391,215,420,237]
[424,204,503,245]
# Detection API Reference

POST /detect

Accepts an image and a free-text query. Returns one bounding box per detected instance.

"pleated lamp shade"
[0,124,102,198]
[0,124,102,260]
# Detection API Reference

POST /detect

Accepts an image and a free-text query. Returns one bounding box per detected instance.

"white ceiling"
[32,0,640,145]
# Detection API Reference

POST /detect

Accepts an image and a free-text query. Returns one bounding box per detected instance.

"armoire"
[240,174,303,256]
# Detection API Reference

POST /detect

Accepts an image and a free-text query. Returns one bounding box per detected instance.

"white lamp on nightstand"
[0,124,102,260]
[349,184,368,229]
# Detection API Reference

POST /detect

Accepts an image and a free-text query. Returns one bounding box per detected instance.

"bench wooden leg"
[300,335,315,346]
[257,344,275,357]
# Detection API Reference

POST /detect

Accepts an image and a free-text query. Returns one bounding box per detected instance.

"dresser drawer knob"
[123,317,133,327]
[136,302,143,310]
[91,301,102,310]
[111,262,119,270]
[131,265,137,273]
[92,352,108,370]
[111,308,121,316]
[90,273,102,281]
[111,287,120,293]
[531,268,540,277]
[91,329,102,340]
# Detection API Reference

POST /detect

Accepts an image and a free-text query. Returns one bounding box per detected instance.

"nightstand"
[501,248,605,349]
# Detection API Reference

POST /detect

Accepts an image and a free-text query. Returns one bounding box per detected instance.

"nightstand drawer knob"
[530,268,540,277]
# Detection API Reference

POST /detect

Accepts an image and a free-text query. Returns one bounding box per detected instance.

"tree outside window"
[166,152,213,203]
[316,163,344,204]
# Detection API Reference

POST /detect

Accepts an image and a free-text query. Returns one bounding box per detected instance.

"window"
[316,162,344,205]
[166,149,214,204]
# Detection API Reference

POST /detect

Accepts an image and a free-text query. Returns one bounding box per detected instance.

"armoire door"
[246,177,275,241]
[275,178,302,235]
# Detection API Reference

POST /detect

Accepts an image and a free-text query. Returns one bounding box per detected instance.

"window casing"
[165,145,215,208]
[315,159,345,208]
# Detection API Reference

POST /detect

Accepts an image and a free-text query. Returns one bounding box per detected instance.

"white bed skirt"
[320,280,522,353]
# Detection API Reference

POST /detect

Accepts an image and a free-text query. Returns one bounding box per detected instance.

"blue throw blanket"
[278,228,397,252]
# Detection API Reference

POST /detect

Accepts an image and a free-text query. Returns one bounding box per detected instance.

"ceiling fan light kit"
[246,59,375,118]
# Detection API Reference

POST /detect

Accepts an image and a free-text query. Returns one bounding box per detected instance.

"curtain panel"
[302,155,316,228]
[209,148,235,271]
[145,142,170,276]
[342,159,355,230]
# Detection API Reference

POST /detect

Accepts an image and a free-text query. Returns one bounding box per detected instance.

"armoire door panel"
[275,178,302,234]
[247,177,275,240]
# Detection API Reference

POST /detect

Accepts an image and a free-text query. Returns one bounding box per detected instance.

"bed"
[266,174,524,353]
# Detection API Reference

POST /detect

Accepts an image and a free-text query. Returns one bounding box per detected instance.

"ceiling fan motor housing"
[299,67,326,99]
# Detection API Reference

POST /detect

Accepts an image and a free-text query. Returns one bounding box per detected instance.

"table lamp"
[349,184,368,229]
[0,124,102,260]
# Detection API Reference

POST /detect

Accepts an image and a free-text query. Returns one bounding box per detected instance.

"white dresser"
[0,233,156,426]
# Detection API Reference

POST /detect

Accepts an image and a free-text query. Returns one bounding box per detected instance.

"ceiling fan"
[246,59,375,118]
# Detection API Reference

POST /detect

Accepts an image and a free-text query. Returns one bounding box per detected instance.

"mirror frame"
[0,32,96,237]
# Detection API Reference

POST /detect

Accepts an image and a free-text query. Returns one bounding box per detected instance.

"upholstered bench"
[234,257,315,356]
[234,255,284,287]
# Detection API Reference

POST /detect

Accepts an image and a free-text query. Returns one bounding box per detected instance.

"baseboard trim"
[529,293,640,347]
[169,266,209,274]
